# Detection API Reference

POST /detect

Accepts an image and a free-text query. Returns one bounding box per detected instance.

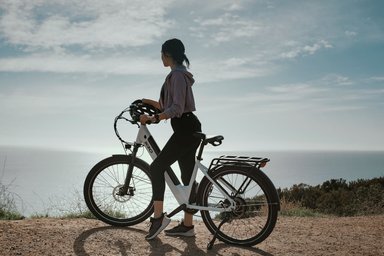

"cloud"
[192,57,274,83]
[280,40,333,59]
[0,53,272,82]
[0,53,164,75]
[0,0,171,75]
[189,1,342,66]
[303,75,380,109]
[0,0,173,50]
[0,0,379,83]
[321,74,354,86]
[225,74,380,114]
[191,13,263,44]
[369,76,384,82]
[345,30,358,37]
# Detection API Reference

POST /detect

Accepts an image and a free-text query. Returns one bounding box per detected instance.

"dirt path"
[1,216,383,255]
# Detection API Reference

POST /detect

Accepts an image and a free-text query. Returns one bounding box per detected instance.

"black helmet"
[129,100,160,122]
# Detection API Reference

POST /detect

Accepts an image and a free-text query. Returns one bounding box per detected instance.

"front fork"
[117,143,141,196]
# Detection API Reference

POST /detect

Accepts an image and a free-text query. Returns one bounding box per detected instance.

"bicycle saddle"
[194,132,224,146]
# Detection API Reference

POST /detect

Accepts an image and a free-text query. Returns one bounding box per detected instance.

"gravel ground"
[0,215,383,255]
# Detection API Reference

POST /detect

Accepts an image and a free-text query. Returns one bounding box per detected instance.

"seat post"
[197,141,207,161]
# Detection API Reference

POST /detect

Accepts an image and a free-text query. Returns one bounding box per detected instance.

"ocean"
[1,146,383,217]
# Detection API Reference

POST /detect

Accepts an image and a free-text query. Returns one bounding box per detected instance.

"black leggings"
[150,112,201,201]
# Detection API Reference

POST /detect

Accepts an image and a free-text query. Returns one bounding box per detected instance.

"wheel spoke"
[200,166,278,246]
[84,156,153,226]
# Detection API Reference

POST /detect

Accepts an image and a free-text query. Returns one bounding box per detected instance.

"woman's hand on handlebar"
[140,114,155,125]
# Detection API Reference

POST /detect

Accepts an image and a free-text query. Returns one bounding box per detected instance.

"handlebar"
[114,100,224,151]
[114,107,135,145]
[113,100,161,145]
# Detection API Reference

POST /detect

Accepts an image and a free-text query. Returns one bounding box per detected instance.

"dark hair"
[161,38,190,68]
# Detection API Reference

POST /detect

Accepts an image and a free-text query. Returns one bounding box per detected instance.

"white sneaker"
[145,213,171,240]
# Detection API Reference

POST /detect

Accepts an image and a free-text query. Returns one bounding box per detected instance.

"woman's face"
[161,52,173,67]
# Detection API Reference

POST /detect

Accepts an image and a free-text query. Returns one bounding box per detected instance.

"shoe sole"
[145,216,171,240]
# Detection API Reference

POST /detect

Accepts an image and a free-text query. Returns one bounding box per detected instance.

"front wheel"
[197,166,279,246]
[83,155,153,226]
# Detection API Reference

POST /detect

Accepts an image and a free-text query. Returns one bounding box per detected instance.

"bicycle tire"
[197,165,279,246]
[83,154,153,226]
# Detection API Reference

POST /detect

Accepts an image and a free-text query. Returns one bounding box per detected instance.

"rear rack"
[209,155,270,170]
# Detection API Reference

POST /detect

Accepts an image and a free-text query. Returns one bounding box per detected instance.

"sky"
[0,0,383,153]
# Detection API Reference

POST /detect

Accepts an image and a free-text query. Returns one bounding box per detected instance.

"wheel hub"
[113,185,132,202]
[232,197,247,218]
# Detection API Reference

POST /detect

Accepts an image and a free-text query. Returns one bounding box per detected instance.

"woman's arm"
[142,98,161,109]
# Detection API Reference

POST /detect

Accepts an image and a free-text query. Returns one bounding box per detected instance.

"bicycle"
[83,100,280,249]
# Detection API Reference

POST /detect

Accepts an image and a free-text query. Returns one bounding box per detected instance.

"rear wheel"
[197,166,279,246]
[83,155,153,226]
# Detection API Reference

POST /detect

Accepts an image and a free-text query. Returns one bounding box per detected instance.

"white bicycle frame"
[135,124,237,212]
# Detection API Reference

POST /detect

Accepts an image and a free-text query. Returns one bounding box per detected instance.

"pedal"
[185,204,199,215]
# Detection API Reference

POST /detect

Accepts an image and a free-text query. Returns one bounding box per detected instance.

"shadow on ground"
[73,225,273,256]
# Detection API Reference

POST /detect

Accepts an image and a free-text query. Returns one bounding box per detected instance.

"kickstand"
[207,215,230,250]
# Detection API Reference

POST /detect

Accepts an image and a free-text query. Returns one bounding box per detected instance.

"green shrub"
[0,182,24,220]
[278,177,384,216]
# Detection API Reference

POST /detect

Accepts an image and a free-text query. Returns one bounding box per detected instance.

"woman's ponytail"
[183,54,190,68]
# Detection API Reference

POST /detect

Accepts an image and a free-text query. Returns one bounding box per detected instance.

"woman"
[140,38,202,240]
